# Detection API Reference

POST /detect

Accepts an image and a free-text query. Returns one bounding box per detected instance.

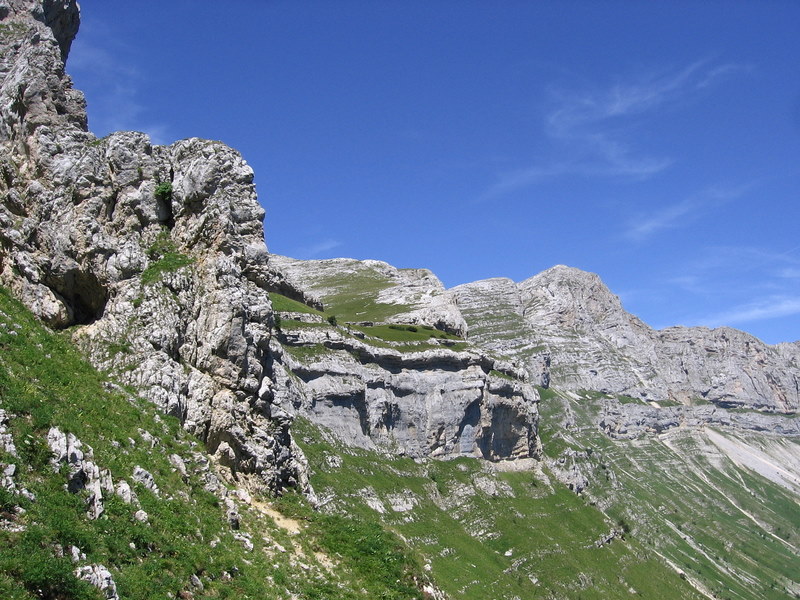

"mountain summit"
[455,265,800,413]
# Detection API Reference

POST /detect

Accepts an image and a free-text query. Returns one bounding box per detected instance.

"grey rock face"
[454,265,800,414]
[75,563,119,600]
[449,277,551,386]
[598,400,800,440]
[47,427,113,519]
[0,410,35,502]
[274,324,540,460]
[0,0,307,494]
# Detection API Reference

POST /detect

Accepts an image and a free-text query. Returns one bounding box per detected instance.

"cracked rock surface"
[0,0,308,494]
[454,265,800,414]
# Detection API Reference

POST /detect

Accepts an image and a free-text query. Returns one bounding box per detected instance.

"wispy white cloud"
[696,296,800,328]
[684,245,800,280]
[625,198,695,241]
[623,183,753,241]
[545,60,709,133]
[653,244,800,338]
[295,239,342,259]
[483,60,746,199]
[696,63,753,90]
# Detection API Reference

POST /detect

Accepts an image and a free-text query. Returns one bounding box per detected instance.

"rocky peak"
[520,265,624,324]
[0,1,309,494]
[455,265,799,414]
[0,0,86,141]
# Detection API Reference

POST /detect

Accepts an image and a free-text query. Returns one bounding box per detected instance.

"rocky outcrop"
[0,0,542,498]
[47,426,112,519]
[454,265,800,414]
[272,323,540,460]
[75,563,119,600]
[270,255,468,336]
[0,0,307,494]
[598,400,800,440]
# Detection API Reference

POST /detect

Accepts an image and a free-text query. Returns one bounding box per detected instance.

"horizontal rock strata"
[454,265,800,414]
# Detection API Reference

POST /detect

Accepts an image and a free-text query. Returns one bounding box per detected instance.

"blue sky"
[69,1,800,344]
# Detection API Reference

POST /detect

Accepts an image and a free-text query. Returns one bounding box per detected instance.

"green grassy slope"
[274,261,412,323]
[3,278,793,599]
[537,388,800,600]
[292,418,705,600]
[0,286,430,599]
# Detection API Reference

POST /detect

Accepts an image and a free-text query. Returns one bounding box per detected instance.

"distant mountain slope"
[536,387,800,600]
[270,254,467,335]
[454,265,800,413]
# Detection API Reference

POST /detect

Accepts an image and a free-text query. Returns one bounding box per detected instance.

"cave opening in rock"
[46,269,108,327]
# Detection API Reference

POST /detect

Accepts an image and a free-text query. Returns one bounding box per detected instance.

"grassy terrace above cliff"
[268,256,467,336]
[271,291,469,353]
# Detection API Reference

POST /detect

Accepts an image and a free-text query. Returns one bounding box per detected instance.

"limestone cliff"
[272,318,539,460]
[454,265,800,415]
[267,255,539,459]
[0,0,308,493]
[0,0,540,492]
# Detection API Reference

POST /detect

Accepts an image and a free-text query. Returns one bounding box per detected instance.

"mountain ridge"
[0,2,798,599]
[453,263,799,414]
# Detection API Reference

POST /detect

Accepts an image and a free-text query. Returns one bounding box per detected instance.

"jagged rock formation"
[270,255,468,336]
[0,0,541,499]
[272,322,540,459]
[454,265,800,414]
[0,0,308,493]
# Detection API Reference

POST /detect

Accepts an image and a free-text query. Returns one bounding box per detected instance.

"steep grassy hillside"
[537,388,800,600]
[0,286,432,599]
[2,281,795,599]
[291,418,705,600]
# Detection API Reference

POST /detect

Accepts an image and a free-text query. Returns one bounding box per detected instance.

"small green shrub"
[154,181,172,203]
[327,315,338,326]
[107,340,132,356]
[18,434,52,471]
[0,486,17,512]
[146,230,173,260]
